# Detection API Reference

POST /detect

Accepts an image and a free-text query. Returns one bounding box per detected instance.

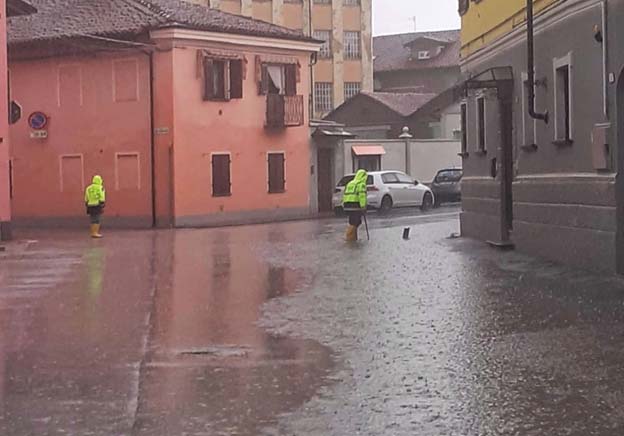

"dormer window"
[417,51,430,60]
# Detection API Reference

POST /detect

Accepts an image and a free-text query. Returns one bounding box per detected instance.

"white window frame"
[344,31,361,60]
[417,51,430,60]
[553,52,574,142]
[521,71,538,146]
[344,82,361,101]
[475,93,487,153]
[460,101,468,155]
[313,30,332,59]
[314,82,333,114]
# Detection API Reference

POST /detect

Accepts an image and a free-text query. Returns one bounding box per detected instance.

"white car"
[332,170,435,214]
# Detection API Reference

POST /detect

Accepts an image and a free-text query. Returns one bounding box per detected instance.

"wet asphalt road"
[1,207,624,435]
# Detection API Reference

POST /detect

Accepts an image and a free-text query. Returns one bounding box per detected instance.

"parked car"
[431,168,462,206]
[332,171,435,215]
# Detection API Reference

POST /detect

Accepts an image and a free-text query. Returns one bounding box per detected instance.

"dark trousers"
[344,202,363,227]
[87,205,103,224]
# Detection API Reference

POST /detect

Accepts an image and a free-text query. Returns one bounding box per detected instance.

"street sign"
[30,130,48,139]
[28,112,48,130]
[9,101,21,125]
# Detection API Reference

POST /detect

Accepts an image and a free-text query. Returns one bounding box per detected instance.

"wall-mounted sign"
[9,101,22,125]
[30,130,48,139]
[28,112,48,130]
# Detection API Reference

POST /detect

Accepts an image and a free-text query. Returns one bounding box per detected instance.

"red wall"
[168,45,312,225]
[0,0,10,234]
[9,53,153,226]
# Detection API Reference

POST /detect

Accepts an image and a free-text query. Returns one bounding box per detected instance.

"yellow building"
[460,0,562,59]
[186,0,373,117]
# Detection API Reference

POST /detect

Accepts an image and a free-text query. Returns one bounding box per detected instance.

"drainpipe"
[527,0,548,123]
[308,0,315,118]
[601,0,608,119]
[142,50,157,228]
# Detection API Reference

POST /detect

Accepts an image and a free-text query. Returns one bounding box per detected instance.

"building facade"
[8,0,319,229]
[185,0,373,117]
[0,0,36,241]
[459,0,624,273]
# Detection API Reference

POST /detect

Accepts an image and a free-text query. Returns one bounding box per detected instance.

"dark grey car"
[431,168,462,206]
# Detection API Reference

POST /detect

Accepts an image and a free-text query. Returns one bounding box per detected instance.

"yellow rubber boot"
[91,224,103,239]
[346,225,357,242]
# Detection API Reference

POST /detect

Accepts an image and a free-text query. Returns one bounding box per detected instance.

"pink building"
[7,0,319,229]
[0,0,36,241]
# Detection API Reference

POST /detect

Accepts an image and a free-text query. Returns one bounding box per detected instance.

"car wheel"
[380,195,393,214]
[421,192,433,211]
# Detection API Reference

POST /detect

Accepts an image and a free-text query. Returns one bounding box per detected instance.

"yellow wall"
[461,0,562,58]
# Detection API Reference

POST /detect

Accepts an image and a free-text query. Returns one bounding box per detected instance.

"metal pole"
[527,0,548,123]
[363,214,370,241]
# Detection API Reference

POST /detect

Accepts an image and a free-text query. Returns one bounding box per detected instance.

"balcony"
[266,94,304,128]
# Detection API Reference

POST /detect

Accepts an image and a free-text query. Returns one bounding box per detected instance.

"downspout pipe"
[527,0,548,123]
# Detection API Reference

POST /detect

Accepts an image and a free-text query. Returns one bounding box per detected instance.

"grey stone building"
[459,0,624,274]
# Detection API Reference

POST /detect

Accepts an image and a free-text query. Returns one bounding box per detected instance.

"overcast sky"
[373,0,461,36]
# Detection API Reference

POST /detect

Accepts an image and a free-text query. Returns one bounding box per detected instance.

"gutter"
[526,0,548,123]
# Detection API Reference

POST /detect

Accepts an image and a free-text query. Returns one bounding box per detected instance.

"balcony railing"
[266,94,304,128]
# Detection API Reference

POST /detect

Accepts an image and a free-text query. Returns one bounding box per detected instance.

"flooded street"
[1,210,624,435]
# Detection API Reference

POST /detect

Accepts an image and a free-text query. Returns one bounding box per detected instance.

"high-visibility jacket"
[85,175,106,207]
[342,169,368,210]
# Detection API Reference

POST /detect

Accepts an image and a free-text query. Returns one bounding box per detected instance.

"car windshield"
[435,170,462,182]
[337,175,374,187]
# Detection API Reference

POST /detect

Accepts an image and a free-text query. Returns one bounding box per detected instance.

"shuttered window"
[268,153,285,193]
[203,59,243,101]
[259,64,297,96]
[212,154,231,197]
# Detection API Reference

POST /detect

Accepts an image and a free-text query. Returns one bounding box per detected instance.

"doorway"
[317,148,334,212]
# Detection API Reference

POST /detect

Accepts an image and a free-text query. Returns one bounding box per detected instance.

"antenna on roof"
[410,16,417,32]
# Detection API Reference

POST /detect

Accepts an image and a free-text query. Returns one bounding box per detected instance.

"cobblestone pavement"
[1,210,624,435]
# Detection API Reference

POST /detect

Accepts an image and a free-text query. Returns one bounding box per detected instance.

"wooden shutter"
[285,64,297,96]
[230,60,244,99]
[212,154,231,196]
[268,153,285,193]
[203,58,214,100]
[259,65,269,95]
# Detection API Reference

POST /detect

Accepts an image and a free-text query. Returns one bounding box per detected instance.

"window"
[476,96,486,152]
[344,82,361,100]
[381,173,399,184]
[313,30,332,59]
[460,102,467,155]
[417,51,430,60]
[204,59,243,101]
[268,153,286,193]
[313,0,330,3]
[396,173,414,184]
[344,0,360,4]
[344,32,361,59]
[355,156,381,172]
[212,154,231,197]
[338,174,374,186]
[259,63,297,96]
[315,82,333,113]
[554,54,573,143]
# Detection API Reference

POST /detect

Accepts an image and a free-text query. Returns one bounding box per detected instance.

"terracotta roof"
[359,92,437,117]
[8,0,314,45]
[374,30,460,73]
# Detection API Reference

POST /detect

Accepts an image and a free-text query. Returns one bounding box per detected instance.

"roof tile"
[9,0,314,45]
[374,30,460,73]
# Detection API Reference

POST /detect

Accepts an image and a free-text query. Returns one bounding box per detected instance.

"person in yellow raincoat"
[342,169,368,241]
[84,175,106,238]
